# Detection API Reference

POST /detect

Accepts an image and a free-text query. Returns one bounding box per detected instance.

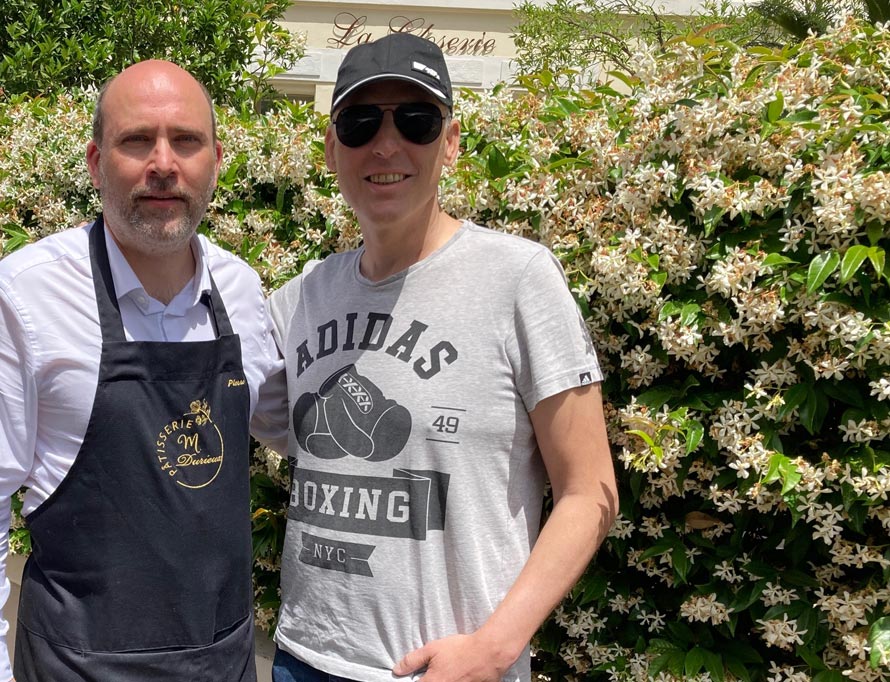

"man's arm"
[392,382,617,682]
[249,306,289,456]
[0,288,39,681]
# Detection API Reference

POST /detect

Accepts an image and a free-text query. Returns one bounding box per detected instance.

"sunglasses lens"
[335,105,383,148]
[334,103,445,147]
[393,103,444,145]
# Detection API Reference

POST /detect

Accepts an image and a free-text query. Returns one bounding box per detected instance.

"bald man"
[0,60,288,681]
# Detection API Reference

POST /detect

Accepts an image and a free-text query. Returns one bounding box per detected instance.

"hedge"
[1,17,888,682]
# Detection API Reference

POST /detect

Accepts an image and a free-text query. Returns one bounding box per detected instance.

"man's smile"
[368,173,407,185]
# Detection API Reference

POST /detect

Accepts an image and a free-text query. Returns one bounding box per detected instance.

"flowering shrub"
[2,18,889,681]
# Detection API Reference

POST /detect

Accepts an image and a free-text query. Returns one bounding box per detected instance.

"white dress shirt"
[0,222,289,680]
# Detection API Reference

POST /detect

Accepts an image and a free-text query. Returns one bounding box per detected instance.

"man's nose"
[370,111,401,157]
[149,138,176,175]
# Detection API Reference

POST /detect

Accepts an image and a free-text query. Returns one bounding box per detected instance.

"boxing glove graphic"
[294,365,412,461]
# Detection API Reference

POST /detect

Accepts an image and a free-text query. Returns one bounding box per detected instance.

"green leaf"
[551,96,579,115]
[639,538,675,561]
[807,251,840,294]
[839,245,870,284]
[685,646,706,677]
[729,580,767,613]
[813,672,845,682]
[869,616,890,669]
[702,648,725,682]
[723,639,764,665]
[486,144,511,178]
[796,602,822,645]
[636,386,678,410]
[867,222,884,246]
[765,91,784,123]
[680,303,700,326]
[780,569,820,589]
[796,645,827,671]
[666,620,697,647]
[725,658,751,681]
[1,224,31,255]
[245,240,267,265]
[761,253,797,269]
[821,381,865,409]
[762,453,803,494]
[626,429,656,448]
[800,388,829,434]
[684,420,704,454]
[783,109,818,122]
[659,301,684,321]
[648,638,681,655]
[545,156,592,172]
[780,460,803,495]
[869,247,886,281]
[864,0,890,24]
[702,205,725,236]
[606,70,638,90]
[577,571,609,604]
[763,454,783,484]
[672,545,690,583]
[650,650,686,677]
[778,383,810,419]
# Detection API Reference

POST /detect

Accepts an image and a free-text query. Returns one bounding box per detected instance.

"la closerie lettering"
[329,13,496,57]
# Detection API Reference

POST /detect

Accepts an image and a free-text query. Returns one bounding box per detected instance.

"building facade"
[275,0,521,111]
[274,0,704,112]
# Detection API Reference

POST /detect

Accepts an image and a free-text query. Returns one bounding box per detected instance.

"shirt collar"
[103,227,211,314]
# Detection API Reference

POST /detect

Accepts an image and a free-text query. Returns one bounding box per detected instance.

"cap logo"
[412,60,441,83]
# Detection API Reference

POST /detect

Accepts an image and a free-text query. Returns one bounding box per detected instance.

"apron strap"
[88,214,127,344]
[201,275,235,337]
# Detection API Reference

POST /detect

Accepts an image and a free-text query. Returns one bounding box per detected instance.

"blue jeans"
[272,648,360,682]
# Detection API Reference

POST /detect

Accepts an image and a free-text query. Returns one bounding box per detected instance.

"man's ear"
[212,140,224,186]
[442,117,460,168]
[324,125,337,173]
[86,141,102,189]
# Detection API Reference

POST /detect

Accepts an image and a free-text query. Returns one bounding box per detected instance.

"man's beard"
[102,174,215,255]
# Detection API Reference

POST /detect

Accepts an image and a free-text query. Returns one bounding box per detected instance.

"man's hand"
[393,385,617,682]
[392,631,517,682]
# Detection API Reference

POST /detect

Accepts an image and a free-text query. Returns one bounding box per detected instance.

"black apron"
[14,216,257,682]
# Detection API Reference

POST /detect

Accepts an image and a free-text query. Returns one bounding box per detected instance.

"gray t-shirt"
[267,221,602,682]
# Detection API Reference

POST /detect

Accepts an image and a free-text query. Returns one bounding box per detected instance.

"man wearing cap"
[267,33,617,682]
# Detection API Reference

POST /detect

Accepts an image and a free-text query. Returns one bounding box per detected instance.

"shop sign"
[329,12,497,56]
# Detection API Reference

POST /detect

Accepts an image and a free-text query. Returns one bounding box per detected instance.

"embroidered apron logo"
[155,399,225,489]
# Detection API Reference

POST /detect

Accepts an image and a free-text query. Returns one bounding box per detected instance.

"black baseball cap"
[331,33,453,112]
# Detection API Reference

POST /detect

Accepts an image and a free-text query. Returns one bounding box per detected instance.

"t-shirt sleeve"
[266,260,322,355]
[506,249,603,412]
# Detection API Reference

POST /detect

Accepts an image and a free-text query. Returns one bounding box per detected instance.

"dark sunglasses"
[333,102,447,148]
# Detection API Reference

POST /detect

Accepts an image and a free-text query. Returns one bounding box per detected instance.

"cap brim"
[332,74,451,111]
